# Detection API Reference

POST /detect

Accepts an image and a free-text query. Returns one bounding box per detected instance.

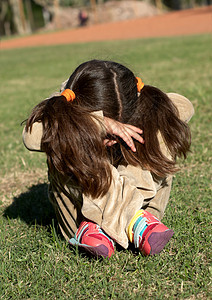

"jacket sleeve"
[22,122,43,152]
[167,92,194,123]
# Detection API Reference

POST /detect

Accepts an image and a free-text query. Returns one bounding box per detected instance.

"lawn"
[0,34,211,299]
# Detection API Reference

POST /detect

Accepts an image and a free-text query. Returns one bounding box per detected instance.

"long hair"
[25,60,191,198]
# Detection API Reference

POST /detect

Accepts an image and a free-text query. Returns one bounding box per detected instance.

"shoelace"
[133,217,148,248]
[69,222,114,248]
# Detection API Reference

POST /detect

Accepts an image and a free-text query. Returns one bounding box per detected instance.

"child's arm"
[22,110,104,152]
[23,110,144,153]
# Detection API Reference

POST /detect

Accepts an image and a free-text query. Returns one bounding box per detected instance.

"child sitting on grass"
[23,60,194,258]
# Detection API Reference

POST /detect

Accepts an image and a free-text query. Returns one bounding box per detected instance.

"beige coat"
[23,92,194,249]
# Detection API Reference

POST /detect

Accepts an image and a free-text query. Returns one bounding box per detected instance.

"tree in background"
[0,0,44,36]
[10,0,28,34]
[0,0,28,36]
[0,0,10,36]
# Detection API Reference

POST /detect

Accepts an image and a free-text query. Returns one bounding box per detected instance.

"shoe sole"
[147,229,174,255]
[83,244,109,258]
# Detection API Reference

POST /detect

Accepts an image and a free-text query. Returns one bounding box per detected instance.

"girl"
[23,60,194,258]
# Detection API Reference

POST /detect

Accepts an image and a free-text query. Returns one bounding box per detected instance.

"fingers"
[124,125,144,144]
[103,117,144,152]
[104,139,117,147]
[124,124,143,134]
[118,129,137,152]
[118,125,144,152]
[104,129,137,152]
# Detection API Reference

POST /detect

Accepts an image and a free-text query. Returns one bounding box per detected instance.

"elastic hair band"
[61,89,76,102]
[136,77,144,92]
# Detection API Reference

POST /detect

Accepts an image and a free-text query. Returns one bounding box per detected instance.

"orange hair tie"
[136,77,144,92]
[61,89,76,102]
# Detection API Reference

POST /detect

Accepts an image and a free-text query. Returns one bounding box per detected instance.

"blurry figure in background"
[42,7,53,26]
[78,10,89,27]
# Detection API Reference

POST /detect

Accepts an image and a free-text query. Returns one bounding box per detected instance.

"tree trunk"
[9,0,27,34]
[90,0,97,23]
[53,0,60,28]
[25,0,35,31]
[0,0,9,35]
[155,0,163,11]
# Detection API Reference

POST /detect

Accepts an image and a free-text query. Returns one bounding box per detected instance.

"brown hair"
[25,60,191,198]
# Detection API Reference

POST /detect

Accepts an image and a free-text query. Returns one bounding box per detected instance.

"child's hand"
[104,117,144,152]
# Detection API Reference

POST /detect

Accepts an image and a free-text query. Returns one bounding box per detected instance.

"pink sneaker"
[69,221,115,258]
[129,210,174,256]
[141,222,174,256]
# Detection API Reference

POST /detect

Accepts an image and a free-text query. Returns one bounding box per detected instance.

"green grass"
[0,34,212,299]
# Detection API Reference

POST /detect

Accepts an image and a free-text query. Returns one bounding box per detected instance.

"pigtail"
[26,96,112,198]
[121,85,191,177]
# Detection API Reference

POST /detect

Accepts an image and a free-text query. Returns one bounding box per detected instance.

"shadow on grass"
[3,183,137,258]
[3,183,56,226]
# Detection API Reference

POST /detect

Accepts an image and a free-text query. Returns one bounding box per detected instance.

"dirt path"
[1,6,212,50]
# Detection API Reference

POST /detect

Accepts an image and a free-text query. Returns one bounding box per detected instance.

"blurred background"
[0,0,211,37]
